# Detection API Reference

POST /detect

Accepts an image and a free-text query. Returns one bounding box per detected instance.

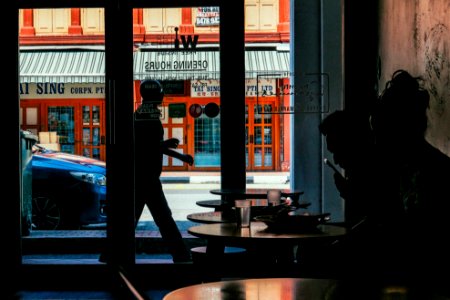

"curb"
[161,175,290,184]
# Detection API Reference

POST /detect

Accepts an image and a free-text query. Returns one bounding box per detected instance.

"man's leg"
[147,181,191,262]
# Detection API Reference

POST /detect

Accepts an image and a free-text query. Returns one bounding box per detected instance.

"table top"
[210,188,304,200]
[196,200,231,209]
[196,199,311,209]
[163,277,338,300]
[187,211,236,224]
[163,277,435,300]
[188,222,346,244]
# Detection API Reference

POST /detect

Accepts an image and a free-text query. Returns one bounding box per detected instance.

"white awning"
[19,49,290,83]
[20,51,105,83]
[134,50,290,80]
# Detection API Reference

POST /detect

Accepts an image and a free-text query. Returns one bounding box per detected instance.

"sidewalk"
[160,171,290,184]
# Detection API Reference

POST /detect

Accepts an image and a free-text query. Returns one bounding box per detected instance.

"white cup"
[267,190,282,206]
[235,200,251,228]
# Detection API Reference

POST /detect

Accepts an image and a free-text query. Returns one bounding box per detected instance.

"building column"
[20,9,35,36]
[180,7,194,33]
[277,0,290,41]
[291,0,344,220]
[68,8,83,35]
[133,8,145,37]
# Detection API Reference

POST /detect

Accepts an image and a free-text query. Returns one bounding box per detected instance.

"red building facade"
[19,2,291,171]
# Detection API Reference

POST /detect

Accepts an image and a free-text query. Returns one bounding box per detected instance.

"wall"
[378,0,450,155]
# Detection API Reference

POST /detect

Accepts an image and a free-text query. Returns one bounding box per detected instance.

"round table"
[187,211,236,224]
[195,199,231,211]
[163,277,339,300]
[187,222,347,272]
[188,222,346,245]
[210,188,304,201]
[163,277,430,300]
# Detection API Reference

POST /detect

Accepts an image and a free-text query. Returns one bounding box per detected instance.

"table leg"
[201,240,226,282]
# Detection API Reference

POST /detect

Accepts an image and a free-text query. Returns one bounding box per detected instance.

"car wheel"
[32,196,62,230]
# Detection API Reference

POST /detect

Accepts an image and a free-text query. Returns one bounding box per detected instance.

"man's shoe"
[98,252,108,263]
[173,255,192,264]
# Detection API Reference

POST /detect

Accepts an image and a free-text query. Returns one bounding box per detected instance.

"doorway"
[246,100,277,170]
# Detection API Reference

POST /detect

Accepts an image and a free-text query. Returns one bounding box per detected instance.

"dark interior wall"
[343,0,379,117]
[378,0,450,156]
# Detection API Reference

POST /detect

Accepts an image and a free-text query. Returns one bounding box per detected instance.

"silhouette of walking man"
[134,79,193,263]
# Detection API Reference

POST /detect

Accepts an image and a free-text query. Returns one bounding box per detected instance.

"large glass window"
[19,8,108,259]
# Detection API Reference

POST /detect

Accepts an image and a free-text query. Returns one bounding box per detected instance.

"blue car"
[31,144,107,230]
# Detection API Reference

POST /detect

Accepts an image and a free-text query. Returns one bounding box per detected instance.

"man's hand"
[163,138,180,149]
[184,154,194,166]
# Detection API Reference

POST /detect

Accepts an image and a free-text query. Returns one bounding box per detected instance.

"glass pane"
[254,147,262,167]
[26,107,38,125]
[172,127,184,144]
[48,106,75,153]
[83,106,90,125]
[83,128,90,145]
[254,105,262,124]
[194,112,220,167]
[92,106,100,125]
[264,147,272,166]
[245,146,249,167]
[20,7,107,265]
[264,126,272,144]
[92,148,100,160]
[93,128,100,146]
[172,117,183,124]
[254,127,262,145]
[264,105,272,124]
[83,148,90,157]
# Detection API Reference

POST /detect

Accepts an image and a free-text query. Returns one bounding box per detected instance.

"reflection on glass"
[264,126,272,145]
[93,128,100,146]
[245,147,249,167]
[264,147,272,166]
[92,106,100,125]
[93,148,100,159]
[47,106,75,153]
[83,128,90,145]
[254,147,262,166]
[194,113,220,167]
[254,105,262,124]
[83,106,90,125]
[264,105,272,123]
[83,148,90,157]
[254,127,262,145]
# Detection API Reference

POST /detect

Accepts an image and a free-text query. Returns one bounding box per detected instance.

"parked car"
[31,144,107,230]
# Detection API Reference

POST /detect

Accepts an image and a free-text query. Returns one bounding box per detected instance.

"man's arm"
[163,148,194,165]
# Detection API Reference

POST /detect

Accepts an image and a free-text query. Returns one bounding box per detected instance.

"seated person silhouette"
[370,70,450,279]
[319,109,376,228]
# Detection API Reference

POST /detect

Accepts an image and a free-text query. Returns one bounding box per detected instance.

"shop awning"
[19,49,290,83]
[20,51,106,83]
[133,50,290,80]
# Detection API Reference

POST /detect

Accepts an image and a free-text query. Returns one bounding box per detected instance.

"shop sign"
[190,79,277,98]
[145,52,208,72]
[191,80,220,97]
[161,80,185,95]
[196,7,220,26]
[168,103,186,118]
[245,78,276,96]
[19,83,105,99]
